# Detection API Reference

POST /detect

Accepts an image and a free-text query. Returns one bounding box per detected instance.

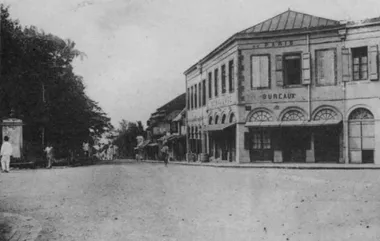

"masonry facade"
[185,10,380,164]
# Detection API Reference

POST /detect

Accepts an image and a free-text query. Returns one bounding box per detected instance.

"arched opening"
[281,109,308,163]
[221,114,226,124]
[209,116,213,125]
[313,108,342,163]
[348,108,375,164]
[215,115,219,125]
[229,113,236,123]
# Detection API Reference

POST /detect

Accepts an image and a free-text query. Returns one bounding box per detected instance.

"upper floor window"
[187,87,190,109]
[316,49,336,85]
[251,55,270,88]
[194,85,197,109]
[190,86,194,110]
[208,72,212,99]
[228,60,235,92]
[202,80,206,106]
[284,53,302,86]
[352,47,368,81]
[198,83,202,107]
[221,64,226,94]
[214,68,219,97]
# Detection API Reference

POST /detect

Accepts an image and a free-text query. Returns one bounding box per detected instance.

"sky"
[2,0,380,127]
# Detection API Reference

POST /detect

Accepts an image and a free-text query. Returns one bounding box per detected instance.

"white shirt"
[1,142,13,156]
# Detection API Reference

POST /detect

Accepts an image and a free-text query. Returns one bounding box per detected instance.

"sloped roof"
[241,10,340,34]
[165,110,182,121]
[157,93,186,112]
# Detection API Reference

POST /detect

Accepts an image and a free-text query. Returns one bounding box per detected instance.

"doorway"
[314,125,340,163]
[282,127,310,163]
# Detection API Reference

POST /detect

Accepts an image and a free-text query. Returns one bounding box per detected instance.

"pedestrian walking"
[107,144,114,161]
[44,143,54,169]
[1,136,13,173]
[83,142,90,158]
[161,142,169,167]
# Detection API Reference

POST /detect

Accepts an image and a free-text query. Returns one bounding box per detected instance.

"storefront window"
[252,130,271,150]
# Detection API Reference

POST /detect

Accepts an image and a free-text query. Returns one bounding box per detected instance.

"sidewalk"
[0,212,41,241]
[142,159,380,169]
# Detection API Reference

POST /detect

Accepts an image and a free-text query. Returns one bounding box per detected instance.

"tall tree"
[0,5,112,157]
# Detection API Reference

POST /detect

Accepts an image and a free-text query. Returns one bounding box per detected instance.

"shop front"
[245,108,343,163]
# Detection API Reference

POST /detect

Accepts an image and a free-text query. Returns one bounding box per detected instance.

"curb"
[141,160,380,170]
[0,212,41,241]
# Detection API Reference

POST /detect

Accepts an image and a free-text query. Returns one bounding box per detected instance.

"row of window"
[251,46,373,88]
[188,60,235,110]
[187,46,375,110]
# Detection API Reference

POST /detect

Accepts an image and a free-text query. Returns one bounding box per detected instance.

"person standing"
[44,143,54,169]
[161,142,169,167]
[83,142,89,158]
[1,136,13,173]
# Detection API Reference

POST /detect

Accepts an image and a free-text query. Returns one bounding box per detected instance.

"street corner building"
[184,9,380,164]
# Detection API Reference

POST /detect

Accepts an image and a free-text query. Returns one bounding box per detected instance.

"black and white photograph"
[0,0,380,240]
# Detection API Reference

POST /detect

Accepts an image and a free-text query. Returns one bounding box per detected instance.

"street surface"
[0,161,379,241]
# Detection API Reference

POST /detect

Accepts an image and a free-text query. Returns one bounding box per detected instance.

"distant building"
[146,93,186,160]
[185,9,380,164]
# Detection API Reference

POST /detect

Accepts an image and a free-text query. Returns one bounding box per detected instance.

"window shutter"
[302,52,311,85]
[275,55,283,86]
[342,48,351,82]
[369,45,379,81]
[244,132,250,150]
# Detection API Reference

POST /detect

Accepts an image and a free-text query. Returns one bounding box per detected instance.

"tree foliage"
[113,120,145,158]
[0,5,112,156]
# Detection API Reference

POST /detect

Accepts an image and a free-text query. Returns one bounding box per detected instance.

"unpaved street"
[0,161,380,241]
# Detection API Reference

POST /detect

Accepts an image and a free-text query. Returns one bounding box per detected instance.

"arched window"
[348,108,375,164]
[229,113,236,123]
[349,108,374,120]
[209,116,213,125]
[215,115,219,124]
[282,110,306,121]
[221,114,226,124]
[314,109,339,120]
[250,110,272,122]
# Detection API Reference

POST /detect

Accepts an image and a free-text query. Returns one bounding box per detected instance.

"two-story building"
[185,9,380,164]
[146,93,186,160]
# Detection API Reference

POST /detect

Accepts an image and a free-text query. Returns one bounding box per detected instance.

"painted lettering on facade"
[262,93,296,100]
[252,40,294,49]
[208,96,233,108]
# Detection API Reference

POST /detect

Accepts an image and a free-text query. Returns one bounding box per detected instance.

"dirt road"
[0,161,379,241]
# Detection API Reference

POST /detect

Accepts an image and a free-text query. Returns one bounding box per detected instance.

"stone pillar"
[344,120,350,164]
[236,123,250,163]
[306,132,315,163]
[206,132,209,154]
[339,123,345,163]
[374,119,380,165]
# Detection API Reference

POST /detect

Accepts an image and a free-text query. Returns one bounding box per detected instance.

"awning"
[204,123,236,132]
[245,119,342,127]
